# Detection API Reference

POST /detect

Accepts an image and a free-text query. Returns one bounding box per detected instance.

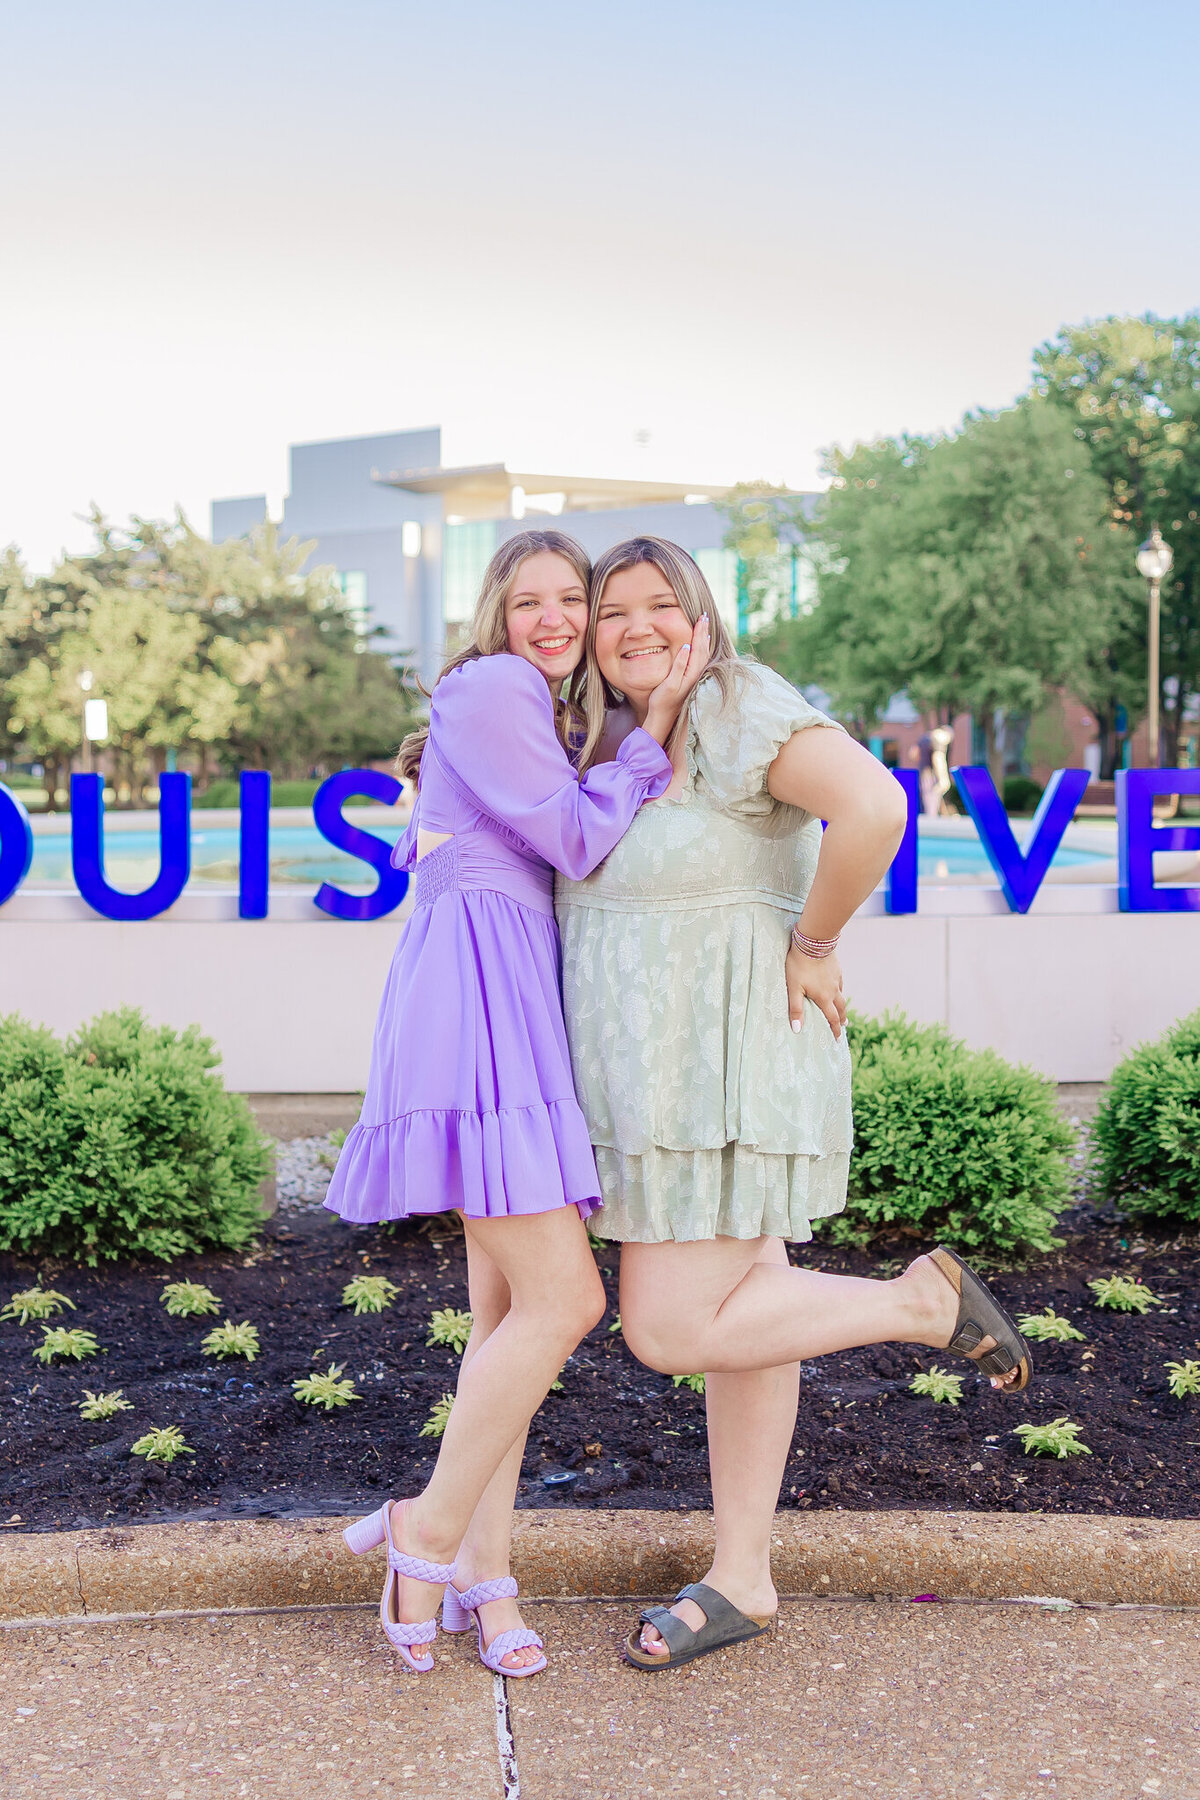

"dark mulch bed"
[2,1206,1197,1533]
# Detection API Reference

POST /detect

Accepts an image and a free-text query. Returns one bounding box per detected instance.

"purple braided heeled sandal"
[343,1501,455,1674]
[442,1575,547,1677]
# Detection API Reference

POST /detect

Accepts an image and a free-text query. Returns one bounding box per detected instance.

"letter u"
[71,773,191,920]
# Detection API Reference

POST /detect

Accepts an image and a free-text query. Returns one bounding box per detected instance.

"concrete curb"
[2,1510,1198,1625]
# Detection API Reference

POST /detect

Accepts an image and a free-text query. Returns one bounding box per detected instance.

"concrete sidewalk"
[2,1597,1196,1800]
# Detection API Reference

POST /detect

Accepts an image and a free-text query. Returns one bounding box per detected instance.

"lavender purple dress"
[324,654,672,1225]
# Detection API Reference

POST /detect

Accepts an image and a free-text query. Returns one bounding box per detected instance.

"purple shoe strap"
[382,1616,438,1648]
[454,1576,519,1610]
[389,1550,456,1583]
[482,1627,544,1670]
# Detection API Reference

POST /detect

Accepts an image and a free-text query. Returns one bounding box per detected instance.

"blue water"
[25,821,1107,890]
[28,824,406,889]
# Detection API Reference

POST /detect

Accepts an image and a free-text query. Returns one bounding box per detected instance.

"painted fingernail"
[790,1019,802,1033]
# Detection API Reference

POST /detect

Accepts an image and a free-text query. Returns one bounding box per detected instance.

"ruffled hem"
[590,1143,848,1243]
[324,1100,603,1224]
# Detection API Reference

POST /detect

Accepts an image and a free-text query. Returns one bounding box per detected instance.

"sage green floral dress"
[556,661,853,1244]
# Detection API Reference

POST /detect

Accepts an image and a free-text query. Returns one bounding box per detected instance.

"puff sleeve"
[691,663,845,820]
[429,655,672,878]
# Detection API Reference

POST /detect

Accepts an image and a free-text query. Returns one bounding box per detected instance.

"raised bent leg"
[638,1239,800,1656]
[619,1237,1018,1381]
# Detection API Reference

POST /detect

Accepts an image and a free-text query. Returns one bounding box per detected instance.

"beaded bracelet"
[791,925,841,959]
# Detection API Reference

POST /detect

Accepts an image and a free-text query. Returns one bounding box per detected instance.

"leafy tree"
[1,511,415,801]
[1034,314,1200,767]
[751,402,1137,778]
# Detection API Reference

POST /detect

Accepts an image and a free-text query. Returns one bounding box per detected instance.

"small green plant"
[292,1364,360,1410]
[426,1307,473,1353]
[1,1288,75,1325]
[672,1373,706,1395]
[200,1319,261,1361]
[608,1314,622,1334]
[341,1274,399,1315]
[1088,1275,1160,1314]
[130,1426,194,1464]
[586,1226,609,1250]
[908,1366,964,1404]
[1165,1359,1200,1399]
[33,1326,98,1363]
[328,1126,348,1151]
[1018,1308,1086,1343]
[1013,1417,1092,1459]
[420,1393,455,1438]
[77,1389,133,1421]
[161,1280,222,1318]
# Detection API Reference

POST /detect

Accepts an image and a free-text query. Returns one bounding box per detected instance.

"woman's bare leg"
[623,1233,1020,1653]
[389,1207,605,1635]
[636,1240,800,1656]
[449,1230,539,1669]
[619,1238,1017,1380]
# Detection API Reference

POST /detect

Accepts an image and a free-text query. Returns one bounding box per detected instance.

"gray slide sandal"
[624,1582,771,1671]
[929,1244,1033,1392]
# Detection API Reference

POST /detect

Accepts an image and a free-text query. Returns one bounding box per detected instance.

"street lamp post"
[78,669,94,775]
[1136,525,1174,766]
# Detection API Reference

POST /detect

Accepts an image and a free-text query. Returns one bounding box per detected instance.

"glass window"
[334,570,368,633]
[444,521,498,625]
[695,548,739,639]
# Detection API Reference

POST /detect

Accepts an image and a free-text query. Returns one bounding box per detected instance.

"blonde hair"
[396,528,591,784]
[576,535,742,771]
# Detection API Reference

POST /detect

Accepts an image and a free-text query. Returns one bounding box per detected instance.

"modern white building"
[212,426,813,681]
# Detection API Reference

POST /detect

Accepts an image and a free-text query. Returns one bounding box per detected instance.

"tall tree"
[2,512,415,800]
[750,402,1138,779]
[1034,314,1200,767]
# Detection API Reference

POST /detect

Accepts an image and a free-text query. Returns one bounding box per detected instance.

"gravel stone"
[272,1135,340,1212]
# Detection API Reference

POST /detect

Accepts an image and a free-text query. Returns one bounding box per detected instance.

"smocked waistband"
[414,834,554,916]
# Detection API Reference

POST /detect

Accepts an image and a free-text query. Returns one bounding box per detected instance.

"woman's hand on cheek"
[643,615,712,743]
[785,944,847,1039]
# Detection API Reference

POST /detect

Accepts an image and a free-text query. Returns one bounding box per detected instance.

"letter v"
[951,767,1091,913]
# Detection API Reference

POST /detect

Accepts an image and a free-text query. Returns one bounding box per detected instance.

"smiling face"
[503,550,589,687]
[592,560,694,707]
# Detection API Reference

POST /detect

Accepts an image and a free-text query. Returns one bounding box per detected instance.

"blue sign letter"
[71,772,191,920]
[952,766,1091,913]
[1117,769,1200,912]
[0,783,34,907]
[239,771,271,919]
[885,769,919,915]
[313,769,408,921]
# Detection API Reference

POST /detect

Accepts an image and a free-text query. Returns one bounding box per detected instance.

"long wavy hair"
[575,535,741,772]
[396,528,592,784]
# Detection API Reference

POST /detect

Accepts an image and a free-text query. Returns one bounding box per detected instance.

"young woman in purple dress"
[325,528,710,1675]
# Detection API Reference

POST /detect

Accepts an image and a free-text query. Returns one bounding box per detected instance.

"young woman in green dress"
[557,536,1032,1670]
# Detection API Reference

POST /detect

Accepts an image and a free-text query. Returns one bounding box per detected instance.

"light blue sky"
[3,0,1198,569]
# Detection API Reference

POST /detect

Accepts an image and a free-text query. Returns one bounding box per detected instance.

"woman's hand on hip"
[786,943,847,1039]
[643,615,712,746]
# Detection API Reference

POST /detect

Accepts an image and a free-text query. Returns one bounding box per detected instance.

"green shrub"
[827,1009,1074,1256]
[1091,1010,1200,1223]
[196,778,377,810]
[0,1008,270,1265]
